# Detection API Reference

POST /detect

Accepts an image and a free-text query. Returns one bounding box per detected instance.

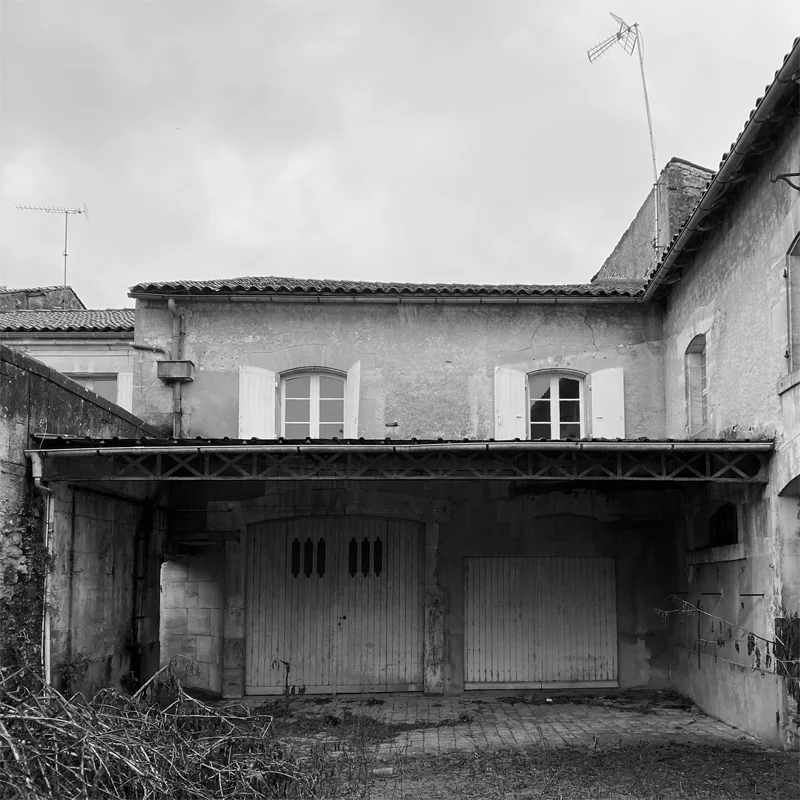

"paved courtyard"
[243,690,767,758]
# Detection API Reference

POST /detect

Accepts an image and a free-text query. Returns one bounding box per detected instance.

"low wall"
[0,344,162,694]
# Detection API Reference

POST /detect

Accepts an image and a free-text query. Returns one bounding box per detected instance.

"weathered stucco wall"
[662,113,800,748]
[133,301,665,440]
[0,344,162,692]
[663,120,799,441]
[666,482,789,747]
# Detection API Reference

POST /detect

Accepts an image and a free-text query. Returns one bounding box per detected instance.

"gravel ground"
[368,741,800,800]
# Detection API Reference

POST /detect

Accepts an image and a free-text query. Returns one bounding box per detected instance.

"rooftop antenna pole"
[588,13,660,259]
[16,204,89,286]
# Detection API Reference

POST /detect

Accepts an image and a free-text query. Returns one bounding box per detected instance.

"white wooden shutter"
[494,366,527,440]
[589,367,625,438]
[238,366,276,438]
[116,370,134,413]
[344,360,361,438]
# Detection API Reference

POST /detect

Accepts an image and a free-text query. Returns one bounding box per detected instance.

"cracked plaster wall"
[133,301,665,440]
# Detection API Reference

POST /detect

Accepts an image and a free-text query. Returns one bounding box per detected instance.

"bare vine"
[655,594,800,709]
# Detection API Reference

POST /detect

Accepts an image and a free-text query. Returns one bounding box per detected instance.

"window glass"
[285,375,311,398]
[530,401,550,423]
[560,423,581,439]
[68,375,118,404]
[319,399,343,423]
[559,377,580,399]
[685,336,707,435]
[284,422,310,439]
[320,375,344,398]
[529,374,551,401]
[285,398,310,423]
[530,423,551,439]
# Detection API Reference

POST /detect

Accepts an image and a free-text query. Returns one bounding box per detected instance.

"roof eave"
[127,291,644,305]
[643,38,800,302]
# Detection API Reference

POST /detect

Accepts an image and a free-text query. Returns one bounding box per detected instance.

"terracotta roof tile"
[0,309,135,332]
[129,275,646,298]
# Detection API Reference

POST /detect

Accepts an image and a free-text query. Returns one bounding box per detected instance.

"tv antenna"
[16,204,88,286]
[588,13,660,258]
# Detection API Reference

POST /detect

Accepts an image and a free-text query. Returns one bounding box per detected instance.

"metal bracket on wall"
[770,172,800,191]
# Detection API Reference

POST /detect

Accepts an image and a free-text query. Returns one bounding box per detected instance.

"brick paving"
[244,691,765,758]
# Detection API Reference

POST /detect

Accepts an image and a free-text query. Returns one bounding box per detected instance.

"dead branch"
[0,662,319,799]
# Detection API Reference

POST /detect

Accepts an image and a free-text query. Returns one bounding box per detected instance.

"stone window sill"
[686,542,745,565]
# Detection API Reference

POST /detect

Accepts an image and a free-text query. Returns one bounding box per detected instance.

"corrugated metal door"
[245,517,423,694]
[464,556,617,689]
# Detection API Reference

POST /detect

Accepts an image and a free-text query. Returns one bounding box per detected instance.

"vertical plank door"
[245,517,423,694]
[464,556,617,689]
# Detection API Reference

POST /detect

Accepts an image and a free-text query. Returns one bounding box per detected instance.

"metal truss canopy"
[28,441,771,483]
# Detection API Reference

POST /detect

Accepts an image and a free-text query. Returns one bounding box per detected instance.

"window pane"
[284,375,311,398]
[319,399,344,423]
[559,400,581,423]
[284,422,310,438]
[560,423,581,439]
[559,378,580,399]
[319,422,344,438]
[93,378,118,403]
[530,423,550,439]
[320,375,344,398]
[285,398,310,423]
[528,375,551,401]
[530,400,550,423]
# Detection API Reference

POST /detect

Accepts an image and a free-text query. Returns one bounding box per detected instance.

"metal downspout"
[168,299,183,438]
[30,452,54,684]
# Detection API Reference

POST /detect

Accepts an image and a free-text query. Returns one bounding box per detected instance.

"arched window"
[281,371,345,438]
[693,502,738,550]
[685,335,707,436]
[528,372,584,439]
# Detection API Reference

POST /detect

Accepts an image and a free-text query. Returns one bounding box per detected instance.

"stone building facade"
[19,37,800,751]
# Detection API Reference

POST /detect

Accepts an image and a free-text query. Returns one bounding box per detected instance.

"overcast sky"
[1,1,798,308]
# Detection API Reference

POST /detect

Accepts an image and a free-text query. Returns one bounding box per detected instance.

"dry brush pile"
[0,664,328,799]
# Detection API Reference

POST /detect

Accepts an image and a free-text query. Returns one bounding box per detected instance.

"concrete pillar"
[423,521,444,694]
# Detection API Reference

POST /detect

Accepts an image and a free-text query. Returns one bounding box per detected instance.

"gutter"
[643,39,800,302]
[126,293,644,305]
[25,440,774,458]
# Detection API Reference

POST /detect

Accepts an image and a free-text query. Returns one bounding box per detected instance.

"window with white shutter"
[238,365,276,438]
[589,367,626,439]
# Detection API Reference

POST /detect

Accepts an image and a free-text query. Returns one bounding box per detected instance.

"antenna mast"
[588,13,660,259]
[16,204,89,286]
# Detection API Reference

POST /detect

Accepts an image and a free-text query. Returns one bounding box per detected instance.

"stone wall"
[0,344,162,692]
[160,547,225,695]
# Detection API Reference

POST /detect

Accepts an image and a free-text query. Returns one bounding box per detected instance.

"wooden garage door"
[464,556,617,689]
[245,517,423,694]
